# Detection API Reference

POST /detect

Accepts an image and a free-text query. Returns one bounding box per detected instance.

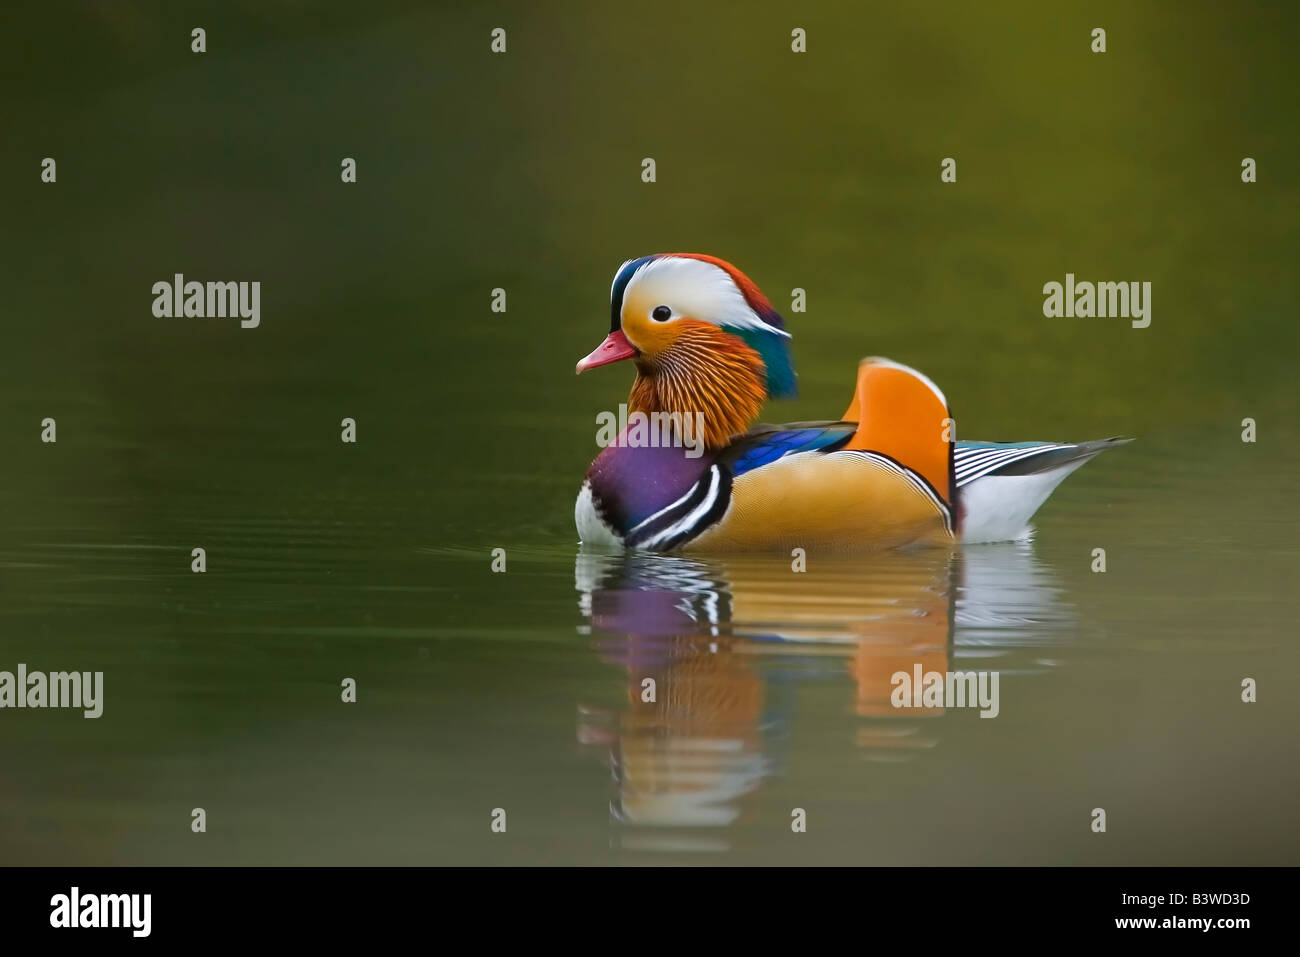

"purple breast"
[585,438,715,536]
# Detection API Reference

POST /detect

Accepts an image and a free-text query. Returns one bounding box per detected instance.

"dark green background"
[0,2,1295,864]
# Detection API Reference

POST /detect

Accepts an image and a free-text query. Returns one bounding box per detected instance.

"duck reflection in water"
[575,542,1074,852]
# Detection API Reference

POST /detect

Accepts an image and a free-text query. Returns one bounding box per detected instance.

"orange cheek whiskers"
[627,324,768,449]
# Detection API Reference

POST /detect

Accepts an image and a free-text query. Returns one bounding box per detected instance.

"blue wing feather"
[726,423,855,477]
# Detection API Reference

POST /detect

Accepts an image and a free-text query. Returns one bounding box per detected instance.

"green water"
[1,2,1297,864]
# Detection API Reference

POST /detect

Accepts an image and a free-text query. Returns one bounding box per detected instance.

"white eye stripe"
[624,256,790,339]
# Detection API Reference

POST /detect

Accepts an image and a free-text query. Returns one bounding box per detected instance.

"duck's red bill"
[576,331,637,373]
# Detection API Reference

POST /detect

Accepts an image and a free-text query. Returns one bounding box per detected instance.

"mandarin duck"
[575,253,1128,551]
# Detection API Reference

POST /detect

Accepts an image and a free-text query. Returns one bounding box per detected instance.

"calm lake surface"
[1,2,1297,864]
[2,406,1296,865]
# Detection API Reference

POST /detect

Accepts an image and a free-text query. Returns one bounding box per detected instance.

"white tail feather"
[959,458,1094,543]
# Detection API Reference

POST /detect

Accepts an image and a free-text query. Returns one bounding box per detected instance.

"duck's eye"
[651,305,672,321]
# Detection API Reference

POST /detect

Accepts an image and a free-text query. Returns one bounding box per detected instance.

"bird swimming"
[575,253,1128,551]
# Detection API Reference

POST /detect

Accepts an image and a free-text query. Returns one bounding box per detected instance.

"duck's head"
[575,254,795,448]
